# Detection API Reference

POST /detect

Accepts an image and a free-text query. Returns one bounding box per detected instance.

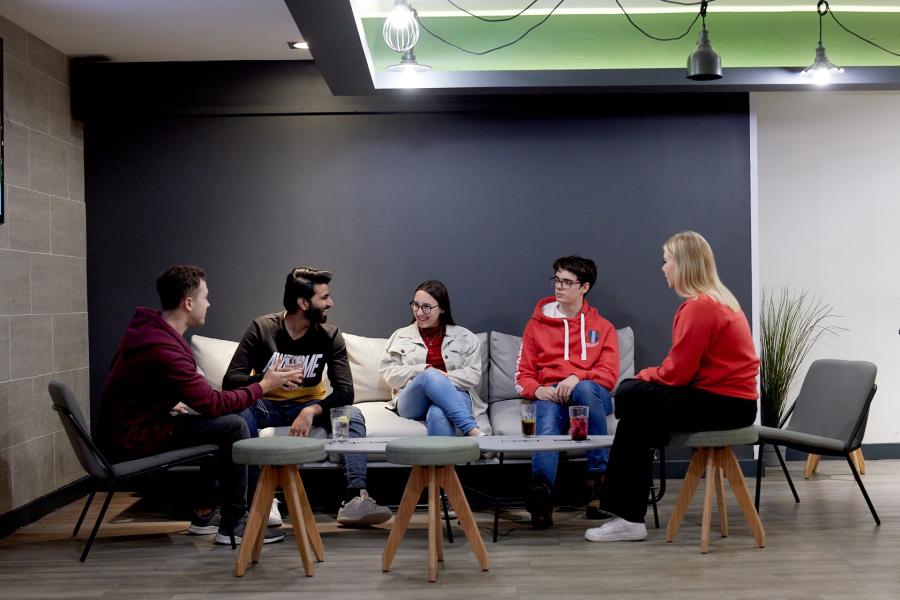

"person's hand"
[534,386,556,402]
[289,406,319,437]
[260,367,303,394]
[556,375,580,404]
[170,402,190,414]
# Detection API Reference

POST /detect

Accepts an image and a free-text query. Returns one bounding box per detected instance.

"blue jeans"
[532,381,613,489]
[241,399,368,493]
[396,368,478,436]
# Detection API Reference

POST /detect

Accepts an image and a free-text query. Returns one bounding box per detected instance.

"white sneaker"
[268,498,283,527]
[336,490,392,526]
[584,517,647,542]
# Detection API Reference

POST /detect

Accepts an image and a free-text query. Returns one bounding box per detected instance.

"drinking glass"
[568,405,589,441]
[331,406,351,442]
[520,402,537,437]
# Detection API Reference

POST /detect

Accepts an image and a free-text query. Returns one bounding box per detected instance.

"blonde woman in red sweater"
[585,231,759,542]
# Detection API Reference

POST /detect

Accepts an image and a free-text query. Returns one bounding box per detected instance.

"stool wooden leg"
[805,454,821,479]
[427,466,440,582]
[286,468,324,562]
[852,448,866,475]
[720,447,766,548]
[383,466,427,573]
[666,448,707,542]
[280,466,315,577]
[432,478,444,563]
[714,453,729,539]
[443,466,489,572]
[235,465,276,577]
[700,449,716,554]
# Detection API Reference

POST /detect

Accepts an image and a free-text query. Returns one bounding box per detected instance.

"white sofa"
[191,327,635,438]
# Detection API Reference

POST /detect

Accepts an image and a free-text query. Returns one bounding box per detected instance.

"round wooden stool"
[666,426,766,554]
[232,437,326,576]
[382,437,489,582]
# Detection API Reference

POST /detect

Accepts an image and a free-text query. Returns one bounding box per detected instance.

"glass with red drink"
[568,405,589,441]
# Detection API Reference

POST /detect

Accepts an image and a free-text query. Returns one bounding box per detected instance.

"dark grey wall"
[82,62,751,428]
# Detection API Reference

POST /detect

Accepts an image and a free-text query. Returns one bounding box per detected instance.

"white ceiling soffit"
[0,0,312,62]
[354,0,900,16]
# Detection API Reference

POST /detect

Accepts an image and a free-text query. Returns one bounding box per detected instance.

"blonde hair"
[663,231,740,312]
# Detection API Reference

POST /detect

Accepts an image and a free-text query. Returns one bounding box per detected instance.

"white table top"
[323,435,613,454]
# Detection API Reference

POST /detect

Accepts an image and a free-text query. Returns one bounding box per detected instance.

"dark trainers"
[525,480,553,530]
[586,498,614,520]
[584,472,610,520]
[214,514,285,545]
[188,508,221,535]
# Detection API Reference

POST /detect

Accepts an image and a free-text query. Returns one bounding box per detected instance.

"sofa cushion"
[191,335,239,390]
[342,333,392,402]
[488,327,635,404]
[356,401,428,437]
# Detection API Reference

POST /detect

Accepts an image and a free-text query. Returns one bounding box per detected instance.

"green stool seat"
[386,436,480,466]
[672,426,758,449]
[233,437,326,466]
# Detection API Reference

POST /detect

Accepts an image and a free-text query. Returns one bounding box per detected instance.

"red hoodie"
[637,295,759,400]
[99,307,263,458]
[515,296,619,398]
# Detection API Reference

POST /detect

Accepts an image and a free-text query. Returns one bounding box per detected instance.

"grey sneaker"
[188,508,221,535]
[336,490,392,526]
[215,514,285,545]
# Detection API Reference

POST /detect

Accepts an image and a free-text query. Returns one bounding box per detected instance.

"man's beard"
[306,306,327,324]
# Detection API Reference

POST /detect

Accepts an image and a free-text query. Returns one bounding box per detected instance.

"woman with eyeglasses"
[379,280,486,436]
[584,231,759,543]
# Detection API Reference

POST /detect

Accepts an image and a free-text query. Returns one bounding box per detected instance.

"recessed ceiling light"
[287,40,309,50]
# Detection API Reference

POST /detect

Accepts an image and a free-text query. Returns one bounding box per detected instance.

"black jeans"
[601,379,757,523]
[163,413,250,525]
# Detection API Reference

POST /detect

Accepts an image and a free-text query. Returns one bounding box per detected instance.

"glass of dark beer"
[521,402,536,437]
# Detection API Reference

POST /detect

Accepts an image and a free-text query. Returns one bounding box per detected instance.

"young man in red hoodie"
[99,265,302,545]
[515,256,619,529]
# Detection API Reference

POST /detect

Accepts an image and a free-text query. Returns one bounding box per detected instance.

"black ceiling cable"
[418,0,566,55]
[821,0,900,58]
[445,0,543,23]
[614,0,706,42]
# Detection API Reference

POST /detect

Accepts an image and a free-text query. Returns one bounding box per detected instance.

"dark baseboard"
[0,478,91,540]
[785,442,900,461]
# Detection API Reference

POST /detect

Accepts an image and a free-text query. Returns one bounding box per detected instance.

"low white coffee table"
[475,435,614,541]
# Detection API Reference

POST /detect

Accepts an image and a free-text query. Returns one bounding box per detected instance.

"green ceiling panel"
[363,12,900,71]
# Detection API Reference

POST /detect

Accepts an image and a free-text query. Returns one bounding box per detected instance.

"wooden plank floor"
[1,460,899,599]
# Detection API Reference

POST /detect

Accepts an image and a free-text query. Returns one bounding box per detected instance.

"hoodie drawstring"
[580,313,587,361]
[563,313,588,362]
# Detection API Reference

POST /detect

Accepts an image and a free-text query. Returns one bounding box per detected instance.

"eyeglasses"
[410,301,439,315]
[550,276,580,290]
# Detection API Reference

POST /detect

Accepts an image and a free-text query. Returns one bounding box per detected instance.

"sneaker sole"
[336,512,392,526]
[214,530,285,545]
[187,525,219,535]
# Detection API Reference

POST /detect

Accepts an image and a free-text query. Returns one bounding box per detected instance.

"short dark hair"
[283,266,333,313]
[410,280,456,327]
[156,265,205,311]
[553,256,597,292]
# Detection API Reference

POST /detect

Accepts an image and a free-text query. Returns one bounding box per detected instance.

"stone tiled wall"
[0,16,88,515]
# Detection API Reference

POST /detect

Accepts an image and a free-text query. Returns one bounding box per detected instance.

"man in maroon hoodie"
[99,265,302,544]
[515,256,619,529]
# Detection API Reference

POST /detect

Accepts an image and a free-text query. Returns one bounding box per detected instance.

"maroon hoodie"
[99,307,263,458]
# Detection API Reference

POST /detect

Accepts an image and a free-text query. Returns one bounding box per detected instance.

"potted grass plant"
[759,288,843,432]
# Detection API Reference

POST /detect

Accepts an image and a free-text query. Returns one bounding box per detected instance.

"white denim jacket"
[379,323,487,419]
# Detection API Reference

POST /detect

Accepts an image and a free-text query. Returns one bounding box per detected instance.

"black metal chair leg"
[80,491,114,562]
[440,488,454,544]
[846,453,880,525]
[755,443,765,510]
[73,490,96,537]
[774,445,800,503]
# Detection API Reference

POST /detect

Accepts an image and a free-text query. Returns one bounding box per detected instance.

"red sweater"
[99,308,263,457]
[637,295,759,400]
[515,297,619,398]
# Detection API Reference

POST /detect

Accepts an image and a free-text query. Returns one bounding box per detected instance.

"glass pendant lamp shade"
[383,0,420,53]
